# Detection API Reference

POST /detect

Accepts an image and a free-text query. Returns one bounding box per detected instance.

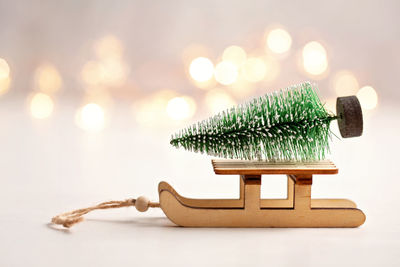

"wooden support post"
[239,176,244,200]
[286,175,294,203]
[290,174,312,210]
[241,175,261,211]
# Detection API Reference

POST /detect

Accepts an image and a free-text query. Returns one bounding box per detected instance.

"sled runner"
[158,160,365,227]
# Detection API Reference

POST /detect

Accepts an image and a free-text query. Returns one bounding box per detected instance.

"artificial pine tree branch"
[170,82,337,161]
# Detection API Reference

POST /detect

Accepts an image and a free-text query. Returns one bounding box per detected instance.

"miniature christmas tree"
[170,82,362,161]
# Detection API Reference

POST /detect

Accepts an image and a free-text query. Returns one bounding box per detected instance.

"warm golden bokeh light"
[333,71,359,96]
[81,59,128,87]
[357,86,378,110]
[302,41,328,76]
[94,35,124,60]
[0,58,10,80]
[99,58,129,87]
[189,57,214,82]
[83,86,114,108]
[214,61,239,85]
[81,61,104,86]
[222,46,247,67]
[133,90,176,127]
[182,44,210,66]
[229,75,256,98]
[263,56,280,82]
[266,28,292,54]
[205,89,236,114]
[30,93,54,119]
[75,103,106,132]
[0,76,11,96]
[34,63,62,93]
[242,58,267,83]
[166,96,196,121]
[324,98,337,112]
[192,78,217,90]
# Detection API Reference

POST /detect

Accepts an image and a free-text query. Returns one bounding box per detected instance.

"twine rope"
[52,198,160,228]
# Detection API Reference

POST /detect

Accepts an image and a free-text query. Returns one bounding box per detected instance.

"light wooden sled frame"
[158,160,365,227]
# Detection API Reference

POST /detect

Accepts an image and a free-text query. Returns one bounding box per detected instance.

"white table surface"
[1,99,399,267]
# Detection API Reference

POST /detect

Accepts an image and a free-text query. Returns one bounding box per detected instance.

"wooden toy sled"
[158,160,365,228]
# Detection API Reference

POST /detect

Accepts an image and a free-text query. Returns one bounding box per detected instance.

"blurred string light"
[0,57,11,96]
[324,98,337,112]
[214,61,238,85]
[189,57,214,82]
[357,86,378,110]
[263,56,280,82]
[133,90,176,126]
[29,92,54,119]
[83,87,114,108]
[182,44,210,66]
[81,61,103,85]
[266,28,292,54]
[99,58,129,86]
[229,76,255,98]
[94,35,124,60]
[75,103,105,132]
[222,46,247,67]
[205,89,236,114]
[302,41,328,76]
[81,59,128,87]
[81,35,129,87]
[0,76,11,96]
[34,63,62,93]
[332,70,359,96]
[166,96,196,121]
[0,58,10,79]
[242,57,267,83]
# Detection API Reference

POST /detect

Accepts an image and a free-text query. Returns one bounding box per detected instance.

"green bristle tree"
[170,82,337,161]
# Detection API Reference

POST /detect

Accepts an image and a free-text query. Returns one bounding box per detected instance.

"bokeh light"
[29,93,54,119]
[229,75,255,98]
[333,71,359,96]
[266,28,292,54]
[302,41,328,76]
[205,89,236,114]
[192,78,217,90]
[242,57,267,83]
[357,86,378,110]
[166,96,196,121]
[81,36,128,88]
[0,76,11,96]
[263,56,280,82]
[222,46,247,67]
[189,57,214,82]
[132,90,176,127]
[83,87,114,108]
[81,61,104,86]
[0,58,10,80]
[182,44,210,66]
[94,35,124,60]
[214,61,239,85]
[34,63,62,93]
[324,98,337,112]
[99,58,129,87]
[81,59,128,87]
[75,103,105,132]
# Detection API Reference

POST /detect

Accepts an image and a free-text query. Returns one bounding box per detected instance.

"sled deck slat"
[212,159,338,175]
